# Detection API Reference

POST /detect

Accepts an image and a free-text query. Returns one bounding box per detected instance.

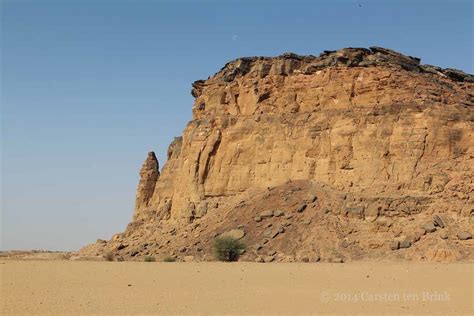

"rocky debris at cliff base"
[456,231,472,240]
[422,222,437,233]
[399,240,412,249]
[433,215,445,228]
[220,229,245,240]
[259,211,274,219]
[274,210,285,217]
[440,231,449,240]
[78,180,474,263]
[297,205,307,213]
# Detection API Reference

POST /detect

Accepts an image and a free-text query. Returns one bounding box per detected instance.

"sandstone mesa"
[79,47,473,263]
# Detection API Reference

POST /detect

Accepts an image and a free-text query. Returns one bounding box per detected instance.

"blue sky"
[1,0,472,251]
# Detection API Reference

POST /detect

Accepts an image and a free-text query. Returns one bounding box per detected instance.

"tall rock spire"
[134,151,160,218]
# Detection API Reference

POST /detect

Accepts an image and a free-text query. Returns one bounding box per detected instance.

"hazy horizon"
[2,0,473,251]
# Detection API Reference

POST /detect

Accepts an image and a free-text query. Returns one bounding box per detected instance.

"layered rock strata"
[136,47,473,223]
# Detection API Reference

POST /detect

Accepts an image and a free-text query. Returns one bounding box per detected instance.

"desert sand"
[1,260,472,315]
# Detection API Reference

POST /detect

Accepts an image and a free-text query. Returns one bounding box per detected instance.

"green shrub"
[103,252,114,261]
[144,256,156,262]
[163,256,176,262]
[213,236,245,262]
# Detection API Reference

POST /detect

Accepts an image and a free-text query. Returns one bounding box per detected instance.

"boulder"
[415,227,426,237]
[270,229,280,239]
[390,240,400,250]
[259,210,274,218]
[296,204,307,213]
[364,203,380,222]
[263,228,273,238]
[433,215,445,228]
[195,202,208,218]
[115,243,127,251]
[274,210,285,217]
[456,231,472,240]
[422,222,436,233]
[221,229,245,240]
[346,206,365,219]
[399,240,412,249]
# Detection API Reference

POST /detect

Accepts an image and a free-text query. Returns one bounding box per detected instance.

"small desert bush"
[163,256,176,262]
[103,252,114,261]
[213,236,246,262]
[144,256,156,262]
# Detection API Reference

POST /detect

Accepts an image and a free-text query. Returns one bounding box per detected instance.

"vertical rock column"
[134,151,160,219]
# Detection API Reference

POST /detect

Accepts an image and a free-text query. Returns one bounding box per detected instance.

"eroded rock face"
[135,47,473,223]
[79,47,473,262]
[134,152,160,218]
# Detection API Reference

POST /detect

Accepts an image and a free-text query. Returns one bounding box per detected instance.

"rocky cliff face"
[136,47,473,222]
[79,47,473,262]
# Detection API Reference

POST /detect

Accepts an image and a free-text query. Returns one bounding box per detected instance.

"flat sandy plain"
[1,260,472,315]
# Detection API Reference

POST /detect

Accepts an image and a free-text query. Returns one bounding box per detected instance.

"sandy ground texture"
[1,260,472,315]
